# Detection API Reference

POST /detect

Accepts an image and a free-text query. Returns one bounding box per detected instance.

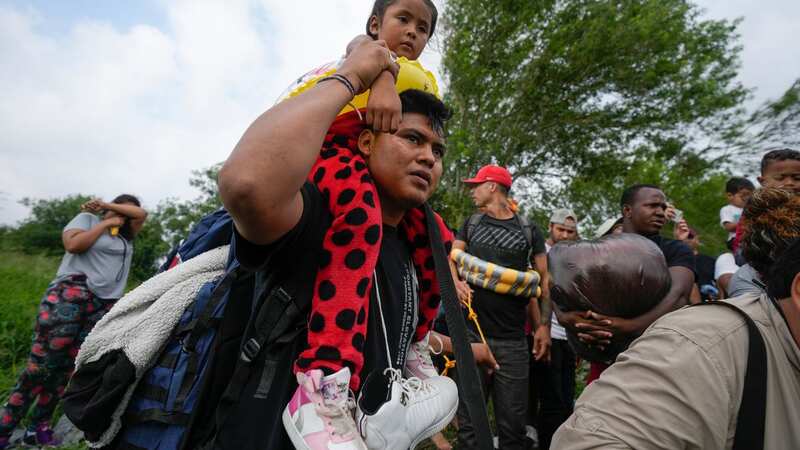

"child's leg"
[296,135,382,390]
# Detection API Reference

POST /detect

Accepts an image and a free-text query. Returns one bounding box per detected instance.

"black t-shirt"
[235,182,417,382]
[695,253,716,287]
[647,234,696,274]
[455,213,546,340]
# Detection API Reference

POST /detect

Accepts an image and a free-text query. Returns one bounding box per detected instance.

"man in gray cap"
[530,208,579,449]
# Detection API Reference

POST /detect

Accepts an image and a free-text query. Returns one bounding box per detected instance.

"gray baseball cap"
[549,208,578,229]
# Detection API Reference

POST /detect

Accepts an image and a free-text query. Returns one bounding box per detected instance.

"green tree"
[9,195,93,255]
[438,0,752,230]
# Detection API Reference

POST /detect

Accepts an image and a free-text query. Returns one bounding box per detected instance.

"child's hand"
[366,70,401,132]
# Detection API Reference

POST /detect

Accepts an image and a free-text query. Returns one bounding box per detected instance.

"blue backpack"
[159,208,234,272]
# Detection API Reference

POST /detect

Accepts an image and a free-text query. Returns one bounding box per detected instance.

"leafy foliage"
[436,0,797,255]
[6,195,93,256]
[2,164,224,284]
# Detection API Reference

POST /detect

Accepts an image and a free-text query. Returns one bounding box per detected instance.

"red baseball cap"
[462,165,513,189]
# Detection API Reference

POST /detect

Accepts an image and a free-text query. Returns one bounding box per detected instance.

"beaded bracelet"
[318,73,356,98]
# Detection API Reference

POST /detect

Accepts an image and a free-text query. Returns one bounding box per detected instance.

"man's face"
[361,112,445,210]
[759,159,800,194]
[549,220,577,243]
[727,188,752,208]
[468,182,494,208]
[624,187,667,235]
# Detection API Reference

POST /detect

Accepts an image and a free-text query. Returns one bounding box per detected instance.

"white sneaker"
[282,367,367,450]
[404,332,439,379]
[356,368,458,450]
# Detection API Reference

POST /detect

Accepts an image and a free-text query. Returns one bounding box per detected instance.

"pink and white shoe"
[282,367,367,450]
[404,332,439,379]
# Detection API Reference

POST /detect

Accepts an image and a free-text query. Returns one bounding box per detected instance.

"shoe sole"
[282,407,312,450]
[408,401,459,449]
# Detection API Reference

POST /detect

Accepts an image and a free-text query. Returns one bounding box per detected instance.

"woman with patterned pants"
[0,196,146,448]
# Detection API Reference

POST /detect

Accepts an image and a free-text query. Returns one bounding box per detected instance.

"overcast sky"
[1,0,798,225]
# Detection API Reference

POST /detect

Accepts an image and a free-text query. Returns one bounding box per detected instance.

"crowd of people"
[1,0,799,449]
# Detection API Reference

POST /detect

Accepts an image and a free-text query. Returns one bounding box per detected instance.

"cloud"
[1,0,795,225]
[0,0,446,225]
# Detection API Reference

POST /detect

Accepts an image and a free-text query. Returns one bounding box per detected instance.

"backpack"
[691,301,767,450]
[465,212,538,262]
[65,204,494,450]
[159,208,234,272]
[63,209,243,448]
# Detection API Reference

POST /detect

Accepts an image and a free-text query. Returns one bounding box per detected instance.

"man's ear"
[791,272,800,305]
[357,129,376,157]
[622,205,632,219]
[757,175,765,186]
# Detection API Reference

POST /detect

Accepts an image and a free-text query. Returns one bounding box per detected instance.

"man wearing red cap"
[453,165,551,450]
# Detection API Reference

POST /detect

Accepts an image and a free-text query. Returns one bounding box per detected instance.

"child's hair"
[761,148,800,174]
[725,176,755,195]
[366,0,439,39]
[740,187,800,275]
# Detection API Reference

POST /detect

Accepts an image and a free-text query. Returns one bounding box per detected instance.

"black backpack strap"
[173,268,242,411]
[212,280,305,429]
[514,214,534,248]
[424,204,494,450]
[465,213,484,243]
[692,301,767,450]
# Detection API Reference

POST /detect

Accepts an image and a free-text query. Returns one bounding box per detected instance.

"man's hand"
[555,309,613,347]
[673,219,690,241]
[366,71,402,132]
[338,38,399,95]
[584,311,642,340]
[471,342,499,374]
[532,325,552,362]
[455,278,473,303]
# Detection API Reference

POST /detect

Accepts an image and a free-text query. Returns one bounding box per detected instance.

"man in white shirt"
[531,208,578,450]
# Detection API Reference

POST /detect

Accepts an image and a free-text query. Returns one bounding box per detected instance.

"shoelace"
[317,396,358,438]
[412,341,436,370]
[384,367,435,398]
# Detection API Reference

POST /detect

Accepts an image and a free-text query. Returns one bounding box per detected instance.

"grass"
[0,250,89,449]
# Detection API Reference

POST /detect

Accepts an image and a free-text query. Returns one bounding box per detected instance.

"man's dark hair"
[725,177,755,195]
[620,184,661,208]
[741,188,800,275]
[399,89,451,137]
[765,238,800,300]
[761,148,800,174]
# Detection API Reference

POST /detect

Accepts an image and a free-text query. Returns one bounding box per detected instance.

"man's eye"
[433,148,445,158]
[406,135,419,144]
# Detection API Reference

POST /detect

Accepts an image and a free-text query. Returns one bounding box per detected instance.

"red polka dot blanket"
[295,110,453,389]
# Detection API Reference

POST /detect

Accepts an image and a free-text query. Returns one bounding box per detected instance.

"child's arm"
[721,221,738,232]
[366,70,402,132]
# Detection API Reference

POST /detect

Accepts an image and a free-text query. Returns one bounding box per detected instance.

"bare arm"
[219,39,397,245]
[722,221,738,232]
[62,216,123,254]
[717,273,733,298]
[587,266,695,339]
[533,252,551,325]
[103,201,147,237]
[450,240,472,301]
